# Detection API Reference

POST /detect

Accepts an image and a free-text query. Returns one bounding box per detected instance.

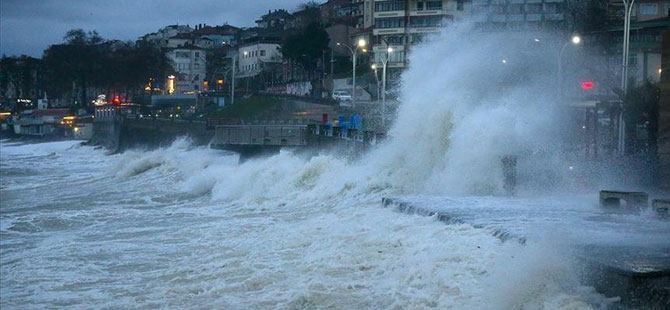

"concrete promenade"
[381,196,669,309]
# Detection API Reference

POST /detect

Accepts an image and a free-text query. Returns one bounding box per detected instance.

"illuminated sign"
[581,81,595,90]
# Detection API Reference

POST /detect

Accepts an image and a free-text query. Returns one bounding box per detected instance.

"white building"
[166,47,207,93]
[370,0,471,68]
[237,41,283,78]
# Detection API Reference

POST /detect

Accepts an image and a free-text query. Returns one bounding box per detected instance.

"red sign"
[581,81,595,90]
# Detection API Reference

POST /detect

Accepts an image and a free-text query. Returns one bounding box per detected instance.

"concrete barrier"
[652,199,670,217]
[599,190,649,208]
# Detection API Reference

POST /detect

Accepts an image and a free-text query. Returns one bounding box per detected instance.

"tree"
[624,81,660,154]
[281,23,330,80]
[42,29,174,109]
[0,56,42,103]
[42,29,108,109]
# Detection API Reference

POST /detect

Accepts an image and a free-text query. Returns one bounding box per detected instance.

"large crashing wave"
[114,24,580,201]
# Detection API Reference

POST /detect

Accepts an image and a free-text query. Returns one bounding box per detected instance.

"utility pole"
[619,0,636,155]
[231,53,236,105]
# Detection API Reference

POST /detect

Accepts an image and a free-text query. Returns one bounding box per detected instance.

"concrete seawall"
[381,196,669,309]
[119,118,213,150]
[91,117,213,152]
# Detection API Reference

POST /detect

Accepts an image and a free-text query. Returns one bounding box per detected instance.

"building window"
[410,34,424,44]
[375,1,405,12]
[457,0,464,11]
[506,4,523,14]
[410,16,443,28]
[426,1,442,10]
[544,3,558,14]
[194,63,200,69]
[176,51,190,58]
[417,1,424,11]
[194,52,200,58]
[375,17,405,28]
[377,35,404,45]
[260,50,266,56]
[525,3,542,14]
[640,3,657,15]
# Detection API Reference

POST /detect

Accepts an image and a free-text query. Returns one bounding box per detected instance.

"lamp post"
[371,64,380,100]
[337,38,367,108]
[618,0,636,155]
[557,35,581,98]
[231,52,237,105]
[378,46,393,128]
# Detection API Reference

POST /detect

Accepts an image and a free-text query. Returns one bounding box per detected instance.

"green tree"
[281,23,329,79]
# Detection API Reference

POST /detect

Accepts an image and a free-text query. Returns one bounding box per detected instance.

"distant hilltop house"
[256,9,294,29]
[138,24,193,47]
[166,24,240,49]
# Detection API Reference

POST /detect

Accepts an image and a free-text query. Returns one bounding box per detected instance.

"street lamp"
[557,35,581,97]
[371,64,380,100]
[377,46,393,128]
[337,38,367,108]
[618,0,636,155]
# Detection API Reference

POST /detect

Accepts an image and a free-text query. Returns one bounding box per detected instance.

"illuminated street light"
[571,35,581,45]
[336,39,368,108]
[167,75,176,95]
[557,35,582,97]
[358,39,366,48]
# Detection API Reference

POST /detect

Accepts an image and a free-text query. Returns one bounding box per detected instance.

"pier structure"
[210,123,379,160]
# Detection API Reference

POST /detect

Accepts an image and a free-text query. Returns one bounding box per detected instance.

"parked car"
[332,90,352,102]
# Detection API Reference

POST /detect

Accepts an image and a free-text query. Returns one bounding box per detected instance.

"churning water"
[0,25,656,309]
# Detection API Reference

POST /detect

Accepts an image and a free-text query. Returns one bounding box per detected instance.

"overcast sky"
[1,0,305,58]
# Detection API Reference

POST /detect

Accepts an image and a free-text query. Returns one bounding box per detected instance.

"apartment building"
[370,0,471,68]
[471,0,575,31]
[166,47,207,93]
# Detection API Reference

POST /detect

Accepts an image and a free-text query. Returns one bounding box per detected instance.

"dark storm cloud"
[0,0,305,57]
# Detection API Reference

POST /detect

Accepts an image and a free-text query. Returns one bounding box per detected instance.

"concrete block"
[652,199,670,217]
[599,190,649,208]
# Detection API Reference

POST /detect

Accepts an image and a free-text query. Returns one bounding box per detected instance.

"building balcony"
[372,45,404,52]
[545,13,565,21]
[408,27,441,33]
[491,14,507,22]
[526,0,542,3]
[374,10,405,18]
[388,62,405,68]
[507,14,525,22]
[409,10,444,16]
[526,13,542,21]
[544,0,565,2]
[373,28,405,35]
